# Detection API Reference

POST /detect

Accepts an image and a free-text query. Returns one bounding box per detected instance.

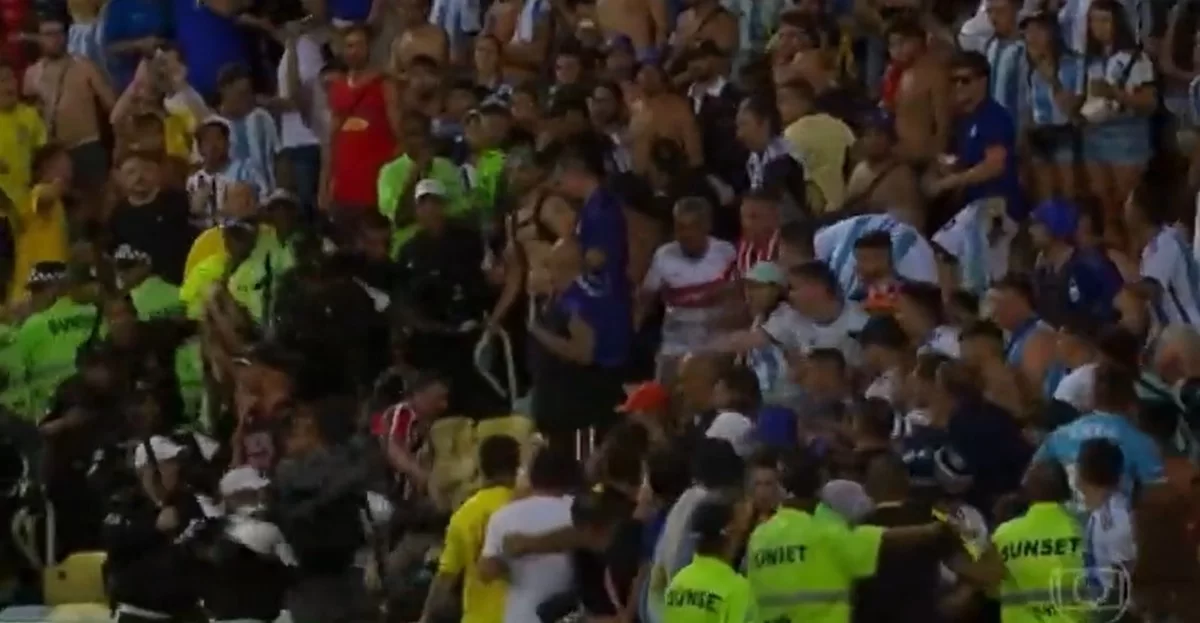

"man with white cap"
[103,435,209,622]
[394,178,495,417]
[196,466,291,623]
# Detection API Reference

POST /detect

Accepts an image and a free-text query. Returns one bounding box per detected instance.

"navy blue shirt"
[1034,247,1123,327]
[947,399,1032,519]
[576,186,629,301]
[953,98,1023,218]
[557,279,631,369]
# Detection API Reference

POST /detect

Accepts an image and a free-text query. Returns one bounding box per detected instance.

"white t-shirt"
[1140,226,1200,326]
[642,238,736,356]
[815,213,938,297]
[276,33,329,149]
[1052,362,1097,412]
[1085,494,1136,591]
[705,410,754,456]
[760,302,868,366]
[482,495,576,623]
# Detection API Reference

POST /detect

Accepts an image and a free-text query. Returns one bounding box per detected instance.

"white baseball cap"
[219,466,271,496]
[414,178,447,201]
[133,436,185,469]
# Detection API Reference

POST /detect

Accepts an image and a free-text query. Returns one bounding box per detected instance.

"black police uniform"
[102,489,206,622]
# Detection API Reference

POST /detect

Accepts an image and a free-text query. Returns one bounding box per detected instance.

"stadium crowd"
[0,0,1199,619]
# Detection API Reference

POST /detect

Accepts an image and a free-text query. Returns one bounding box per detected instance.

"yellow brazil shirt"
[783,113,856,213]
[438,484,513,623]
[0,104,46,213]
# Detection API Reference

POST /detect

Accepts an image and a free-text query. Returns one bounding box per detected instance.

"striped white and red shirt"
[733,231,781,277]
[643,237,737,356]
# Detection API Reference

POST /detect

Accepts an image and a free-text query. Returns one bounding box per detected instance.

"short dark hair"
[1096,325,1141,371]
[693,438,745,490]
[854,230,892,251]
[960,319,1005,345]
[479,435,521,481]
[1076,438,1124,490]
[1129,171,1175,226]
[217,63,252,91]
[898,281,945,323]
[947,289,979,316]
[950,50,991,78]
[779,449,822,499]
[886,15,926,40]
[529,445,582,491]
[718,365,763,414]
[992,274,1037,307]
[647,448,691,503]
[789,260,839,295]
[557,135,608,179]
[1092,362,1138,412]
[739,93,782,135]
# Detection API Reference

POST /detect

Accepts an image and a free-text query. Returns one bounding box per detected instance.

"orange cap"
[617,381,670,414]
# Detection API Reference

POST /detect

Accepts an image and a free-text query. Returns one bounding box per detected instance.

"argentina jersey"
[815,214,938,296]
[1027,53,1086,127]
[986,36,1025,116]
[933,200,1017,295]
[1140,225,1200,326]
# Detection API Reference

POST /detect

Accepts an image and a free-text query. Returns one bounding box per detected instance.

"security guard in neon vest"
[983,461,1089,623]
[744,451,955,623]
[664,497,757,623]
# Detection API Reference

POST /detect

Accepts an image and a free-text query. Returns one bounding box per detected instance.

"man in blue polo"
[553,135,629,303]
[927,50,1021,221]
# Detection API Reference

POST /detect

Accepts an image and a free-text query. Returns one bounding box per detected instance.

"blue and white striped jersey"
[932,200,1018,295]
[987,36,1026,116]
[226,108,281,192]
[1025,52,1087,126]
[1140,225,1200,326]
[815,213,939,296]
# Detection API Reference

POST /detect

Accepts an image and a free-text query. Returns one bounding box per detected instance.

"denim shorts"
[1082,118,1152,165]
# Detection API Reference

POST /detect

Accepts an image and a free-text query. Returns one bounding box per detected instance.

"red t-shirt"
[328,74,397,208]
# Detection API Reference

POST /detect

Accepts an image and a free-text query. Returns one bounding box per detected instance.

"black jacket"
[103,491,205,616]
[692,80,748,195]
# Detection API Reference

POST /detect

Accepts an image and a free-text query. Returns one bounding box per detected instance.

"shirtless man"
[390,0,449,73]
[596,0,669,56]
[627,61,702,175]
[498,0,550,83]
[24,15,115,197]
[885,17,949,168]
[844,111,923,228]
[669,0,737,76]
[482,0,521,46]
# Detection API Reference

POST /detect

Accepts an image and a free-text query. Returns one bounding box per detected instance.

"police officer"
[663,497,757,623]
[103,435,212,622]
[744,451,956,623]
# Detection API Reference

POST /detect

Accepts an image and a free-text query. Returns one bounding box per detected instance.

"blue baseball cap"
[1031,198,1079,240]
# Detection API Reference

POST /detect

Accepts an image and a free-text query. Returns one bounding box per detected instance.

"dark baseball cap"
[689,496,734,542]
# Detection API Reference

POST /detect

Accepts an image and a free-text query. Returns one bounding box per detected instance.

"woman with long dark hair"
[1079,0,1157,244]
[1020,12,1085,200]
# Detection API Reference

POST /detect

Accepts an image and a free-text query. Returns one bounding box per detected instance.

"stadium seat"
[43,552,107,606]
[427,417,478,511]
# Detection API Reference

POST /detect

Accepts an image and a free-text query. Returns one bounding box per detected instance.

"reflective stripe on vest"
[756,589,849,607]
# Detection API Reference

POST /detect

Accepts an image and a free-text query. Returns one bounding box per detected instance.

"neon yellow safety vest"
[991,502,1089,623]
[744,507,884,623]
[664,555,756,623]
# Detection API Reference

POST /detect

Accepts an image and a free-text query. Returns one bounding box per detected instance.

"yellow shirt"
[184,227,226,279]
[438,485,513,623]
[10,184,68,302]
[163,110,195,159]
[783,113,856,213]
[0,105,47,213]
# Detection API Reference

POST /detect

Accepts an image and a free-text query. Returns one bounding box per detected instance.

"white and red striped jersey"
[733,231,780,278]
[643,237,737,356]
